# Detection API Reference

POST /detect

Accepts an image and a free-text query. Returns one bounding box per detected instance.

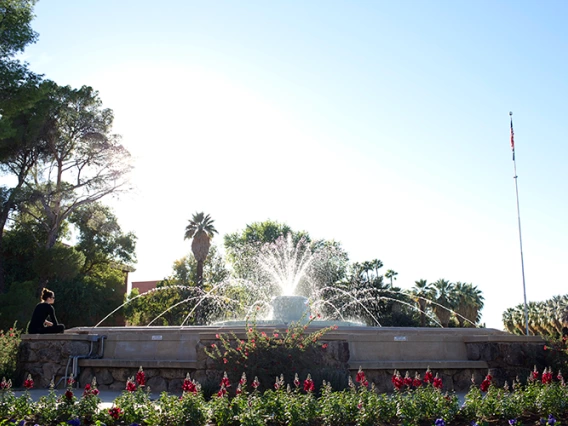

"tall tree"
[385,269,398,286]
[431,278,455,327]
[0,0,38,59]
[453,282,484,327]
[0,81,52,291]
[184,212,217,288]
[411,279,433,327]
[21,84,132,251]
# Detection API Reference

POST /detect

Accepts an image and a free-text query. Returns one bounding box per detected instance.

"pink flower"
[273,333,279,338]
[322,343,328,349]
[355,367,366,384]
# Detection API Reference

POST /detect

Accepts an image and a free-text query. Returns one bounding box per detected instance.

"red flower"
[403,372,413,388]
[424,368,434,384]
[136,367,146,387]
[391,371,404,391]
[239,373,247,386]
[221,372,231,388]
[433,374,443,390]
[125,379,136,392]
[67,377,75,386]
[182,374,197,394]
[217,385,227,397]
[108,407,122,420]
[542,368,553,385]
[303,374,315,392]
[480,374,492,392]
[223,358,228,364]
[530,366,539,381]
[252,376,260,389]
[413,378,422,388]
[65,389,74,400]
[322,343,328,349]
[544,345,548,350]
[23,375,34,390]
[294,374,300,388]
[236,384,242,395]
[355,367,366,384]
[0,378,12,390]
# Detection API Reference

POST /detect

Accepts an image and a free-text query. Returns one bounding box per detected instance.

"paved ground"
[15,388,468,409]
[14,389,162,409]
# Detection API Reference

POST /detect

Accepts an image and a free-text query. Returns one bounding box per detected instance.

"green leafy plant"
[205,312,338,390]
[0,324,21,380]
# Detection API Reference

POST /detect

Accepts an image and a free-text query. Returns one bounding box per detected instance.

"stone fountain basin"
[20,325,544,392]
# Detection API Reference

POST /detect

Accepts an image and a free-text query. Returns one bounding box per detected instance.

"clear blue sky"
[21,0,568,328]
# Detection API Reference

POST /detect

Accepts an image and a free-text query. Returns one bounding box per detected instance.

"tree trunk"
[196,260,204,289]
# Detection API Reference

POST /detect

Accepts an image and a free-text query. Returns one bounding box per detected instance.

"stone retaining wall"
[19,327,545,393]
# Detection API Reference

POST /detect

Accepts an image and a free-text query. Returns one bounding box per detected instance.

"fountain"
[19,235,545,392]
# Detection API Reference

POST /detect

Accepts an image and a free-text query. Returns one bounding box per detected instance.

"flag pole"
[510,111,529,336]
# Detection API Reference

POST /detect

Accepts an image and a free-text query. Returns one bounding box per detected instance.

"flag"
[510,116,515,160]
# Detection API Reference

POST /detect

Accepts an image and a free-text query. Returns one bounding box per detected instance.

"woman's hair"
[41,288,54,301]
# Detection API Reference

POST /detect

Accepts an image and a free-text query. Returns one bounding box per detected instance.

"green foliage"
[111,382,157,425]
[205,314,340,391]
[154,391,208,426]
[49,264,127,327]
[70,202,137,272]
[124,245,232,326]
[0,0,38,58]
[0,281,35,330]
[0,323,20,379]
[224,220,310,281]
[32,245,85,282]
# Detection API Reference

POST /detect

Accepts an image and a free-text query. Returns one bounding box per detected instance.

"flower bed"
[1,366,568,425]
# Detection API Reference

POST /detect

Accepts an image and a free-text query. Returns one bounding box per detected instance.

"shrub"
[0,323,21,380]
[205,313,340,391]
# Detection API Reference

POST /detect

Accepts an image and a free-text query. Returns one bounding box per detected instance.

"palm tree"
[411,279,433,327]
[452,282,484,327]
[431,279,455,327]
[371,259,383,278]
[184,212,218,288]
[385,269,398,286]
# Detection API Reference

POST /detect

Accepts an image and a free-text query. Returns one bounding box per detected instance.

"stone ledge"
[21,333,103,341]
[464,335,544,343]
[350,360,489,370]
[78,359,199,369]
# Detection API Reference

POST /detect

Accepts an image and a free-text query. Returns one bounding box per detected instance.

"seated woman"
[28,288,65,334]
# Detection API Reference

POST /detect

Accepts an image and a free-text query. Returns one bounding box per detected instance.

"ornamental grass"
[2,366,568,425]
